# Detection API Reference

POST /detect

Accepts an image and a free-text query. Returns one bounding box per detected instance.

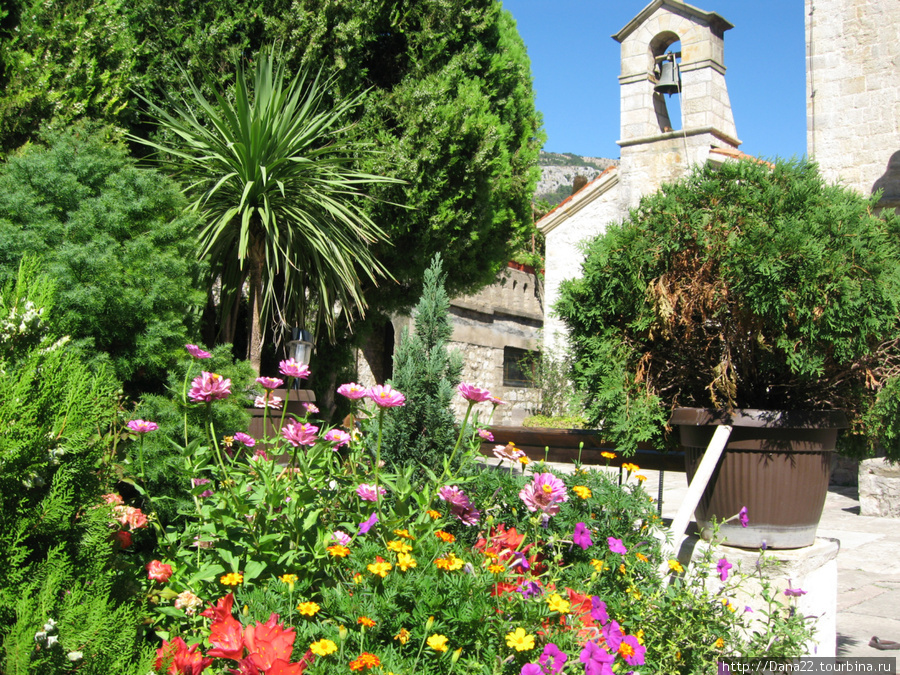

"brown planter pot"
[248,389,316,441]
[671,407,848,549]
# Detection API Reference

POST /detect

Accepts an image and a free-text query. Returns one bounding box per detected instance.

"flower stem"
[442,400,474,482]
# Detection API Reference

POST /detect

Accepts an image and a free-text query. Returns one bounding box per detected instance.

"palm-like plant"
[134,47,396,371]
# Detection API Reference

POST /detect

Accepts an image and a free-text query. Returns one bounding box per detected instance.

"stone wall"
[806,0,900,208]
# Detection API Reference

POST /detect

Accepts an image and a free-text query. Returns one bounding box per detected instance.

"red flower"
[243,614,296,670]
[147,560,174,583]
[204,595,244,661]
[155,636,213,675]
[114,530,132,548]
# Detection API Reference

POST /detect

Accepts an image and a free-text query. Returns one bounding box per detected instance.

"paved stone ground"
[513,459,900,671]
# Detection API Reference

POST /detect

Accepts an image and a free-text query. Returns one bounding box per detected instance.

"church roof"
[612,0,732,43]
[536,165,619,236]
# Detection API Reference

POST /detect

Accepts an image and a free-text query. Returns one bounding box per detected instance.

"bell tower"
[613,1,741,207]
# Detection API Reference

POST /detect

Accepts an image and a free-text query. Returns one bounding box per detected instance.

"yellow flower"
[619,563,626,574]
[435,553,464,571]
[546,593,570,614]
[518,455,530,465]
[327,544,350,557]
[397,552,417,571]
[618,641,636,659]
[505,627,535,652]
[635,553,649,562]
[635,629,645,644]
[386,539,412,554]
[668,559,684,573]
[357,616,376,628]
[572,485,592,499]
[280,573,298,585]
[715,638,725,649]
[636,474,648,483]
[393,528,415,540]
[590,559,605,573]
[296,601,321,617]
[394,628,411,645]
[488,563,505,574]
[622,462,640,474]
[426,509,442,519]
[434,530,455,543]
[352,572,363,584]
[220,572,243,586]
[367,558,392,578]
[427,634,449,652]
[310,639,337,656]
[601,451,617,460]
[627,586,642,600]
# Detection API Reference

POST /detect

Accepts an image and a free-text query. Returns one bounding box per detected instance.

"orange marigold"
[426,510,442,519]
[357,616,376,628]
[393,529,415,540]
[349,652,381,671]
[327,544,351,557]
[434,530,455,543]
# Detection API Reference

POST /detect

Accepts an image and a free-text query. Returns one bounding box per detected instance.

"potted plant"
[556,158,900,548]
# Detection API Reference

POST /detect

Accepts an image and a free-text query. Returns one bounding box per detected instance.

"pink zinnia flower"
[126,419,158,434]
[325,429,351,448]
[478,429,494,442]
[489,396,507,406]
[233,432,255,447]
[457,383,492,402]
[256,376,283,390]
[254,394,283,409]
[279,359,310,379]
[337,383,368,399]
[253,449,269,461]
[302,402,319,415]
[188,372,232,402]
[519,473,569,516]
[438,485,481,525]
[191,478,214,498]
[185,344,212,359]
[281,422,319,447]
[146,560,173,583]
[368,384,406,408]
[332,530,351,546]
[356,483,387,502]
[493,443,525,463]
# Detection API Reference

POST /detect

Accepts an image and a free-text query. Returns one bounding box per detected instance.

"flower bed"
[117,347,815,674]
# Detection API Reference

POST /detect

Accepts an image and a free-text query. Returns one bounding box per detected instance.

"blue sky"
[502,0,807,162]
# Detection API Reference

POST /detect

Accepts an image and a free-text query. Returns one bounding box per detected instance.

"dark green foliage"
[379,256,463,472]
[556,158,900,458]
[0,124,206,392]
[0,0,138,156]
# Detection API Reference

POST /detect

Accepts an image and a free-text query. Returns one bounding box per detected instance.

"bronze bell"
[654,54,681,95]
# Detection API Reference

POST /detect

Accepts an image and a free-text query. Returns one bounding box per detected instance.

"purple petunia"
[573,522,593,550]
[590,596,609,625]
[739,506,749,528]
[784,587,807,597]
[580,640,615,675]
[358,512,378,535]
[607,537,627,555]
[717,557,733,582]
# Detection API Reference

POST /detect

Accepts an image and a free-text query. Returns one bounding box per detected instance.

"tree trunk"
[247,241,265,374]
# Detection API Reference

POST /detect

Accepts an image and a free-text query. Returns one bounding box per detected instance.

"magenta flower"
[337,382,368,399]
[191,478,214,498]
[717,557,733,582]
[539,643,568,674]
[358,512,378,535]
[579,640,615,675]
[332,530,351,546]
[126,419,158,434]
[739,506,749,527]
[324,429,351,448]
[185,344,212,359]
[356,483,387,502]
[519,473,569,516]
[518,581,542,598]
[489,396,507,406]
[301,402,319,415]
[253,448,269,461]
[590,597,609,625]
[279,359,310,379]
[254,394,283,409]
[438,485,480,525]
[281,422,319,447]
[478,429,494,442]
[255,376,283,390]
[784,587,807,597]
[520,665,542,675]
[601,620,623,653]
[233,432,255,447]
[619,635,645,666]
[368,384,406,408]
[457,382,492,403]
[573,522,593,550]
[607,537,627,555]
[188,372,232,402]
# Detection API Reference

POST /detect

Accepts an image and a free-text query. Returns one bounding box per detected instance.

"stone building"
[540,0,744,354]
[356,263,543,426]
[806,0,900,210]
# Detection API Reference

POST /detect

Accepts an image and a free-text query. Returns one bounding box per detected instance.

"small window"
[503,347,538,388]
